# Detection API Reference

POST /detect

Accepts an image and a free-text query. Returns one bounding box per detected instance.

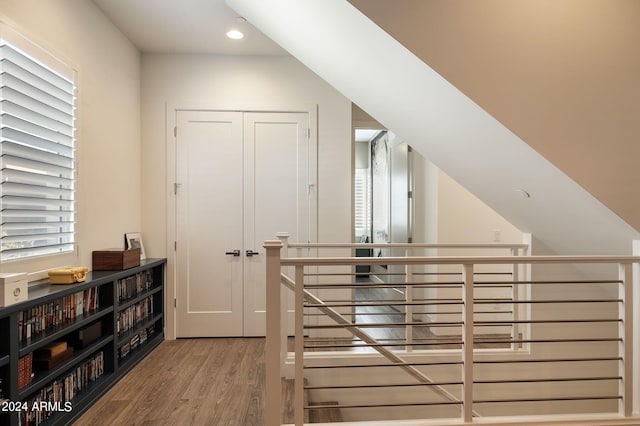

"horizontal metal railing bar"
[304,321,463,329]
[303,357,620,370]
[304,283,514,289]
[304,342,467,349]
[304,297,620,305]
[303,312,406,316]
[475,279,622,285]
[304,282,464,288]
[303,336,619,345]
[303,310,512,316]
[309,299,419,304]
[474,396,621,404]
[475,319,622,325]
[281,254,640,266]
[474,299,622,304]
[303,376,621,391]
[304,361,463,369]
[304,338,466,345]
[305,382,463,390]
[305,298,619,306]
[303,318,620,329]
[307,272,411,276]
[315,279,623,287]
[288,242,530,249]
[304,283,462,289]
[303,311,513,317]
[474,376,622,384]
[304,300,463,307]
[476,337,622,344]
[305,401,463,410]
[475,357,622,364]
[305,272,512,277]
[303,336,509,344]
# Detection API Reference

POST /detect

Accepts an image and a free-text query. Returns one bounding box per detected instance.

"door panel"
[243,112,309,336]
[176,110,244,337]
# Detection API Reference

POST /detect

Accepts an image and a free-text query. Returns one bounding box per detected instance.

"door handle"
[225,250,241,257]
[246,250,259,257]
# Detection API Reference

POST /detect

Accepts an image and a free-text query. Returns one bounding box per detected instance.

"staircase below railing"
[265,239,640,425]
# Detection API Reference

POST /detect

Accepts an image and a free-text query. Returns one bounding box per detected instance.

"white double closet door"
[175,110,312,337]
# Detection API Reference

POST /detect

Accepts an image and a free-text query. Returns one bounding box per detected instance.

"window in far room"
[0,27,77,262]
[354,128,380,241]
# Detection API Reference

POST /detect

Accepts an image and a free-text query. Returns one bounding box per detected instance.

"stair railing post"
[277,232,291,375]
[294,264,305,426]
[619,262,633,417]
[510,247,518,349]
[462,263,475,422]
[405,247,414,352]
[633,240,640,416]
[264,239,283,426]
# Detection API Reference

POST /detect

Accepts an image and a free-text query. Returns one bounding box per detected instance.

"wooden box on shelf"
[34,343,74,371]
[92,248,141,271]
[74,321,102,349]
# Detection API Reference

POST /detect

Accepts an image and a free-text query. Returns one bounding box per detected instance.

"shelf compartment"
[19,307,113,356]
[116,313,163,346]
[117,285,162,312]
[117,332,163,372]
[0,354,9,368]
[19,371,114,426]
[18,335,113,400]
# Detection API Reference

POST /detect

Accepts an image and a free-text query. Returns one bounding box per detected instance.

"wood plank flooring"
[74,338,267,425]
[74,285,508,424]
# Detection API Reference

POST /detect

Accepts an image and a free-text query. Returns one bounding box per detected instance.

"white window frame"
[0,22,77,264]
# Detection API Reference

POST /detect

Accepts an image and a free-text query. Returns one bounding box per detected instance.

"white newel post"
[264,240,283,426]
[277,232,290,376]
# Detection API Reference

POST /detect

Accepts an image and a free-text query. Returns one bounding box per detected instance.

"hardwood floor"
[74,285,508,424]
[74,338,267,425]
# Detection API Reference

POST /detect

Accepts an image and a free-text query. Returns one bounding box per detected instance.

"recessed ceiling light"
[226,30,244,40]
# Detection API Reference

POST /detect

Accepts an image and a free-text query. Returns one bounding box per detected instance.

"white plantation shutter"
[354,168,371,238]
[0,41,76,261]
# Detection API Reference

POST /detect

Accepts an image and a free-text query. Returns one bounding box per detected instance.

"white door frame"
[164,103,318,339]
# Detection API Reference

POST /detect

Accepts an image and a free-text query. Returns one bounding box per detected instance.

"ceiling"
[92,0,288,55]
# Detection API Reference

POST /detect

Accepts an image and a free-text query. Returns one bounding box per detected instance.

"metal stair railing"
[264,239,640,426]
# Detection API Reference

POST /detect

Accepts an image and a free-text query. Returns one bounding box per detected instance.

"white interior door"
[176,109,311,337]
[176,111,244,337]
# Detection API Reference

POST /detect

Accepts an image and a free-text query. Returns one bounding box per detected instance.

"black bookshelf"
[0,258,165,426]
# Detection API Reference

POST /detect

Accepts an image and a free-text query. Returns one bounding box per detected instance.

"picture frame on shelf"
[125,232,146,260]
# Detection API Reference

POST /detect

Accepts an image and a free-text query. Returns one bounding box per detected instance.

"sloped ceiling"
[227,0,640,254]
[348,0,640,232]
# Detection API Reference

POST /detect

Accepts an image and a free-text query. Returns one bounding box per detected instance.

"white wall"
[437,172,522,245]
[0,0,141,274]
[140,53,352,337]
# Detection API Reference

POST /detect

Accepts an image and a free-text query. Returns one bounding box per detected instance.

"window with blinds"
[354,167,371,239]
[0,40,76,262]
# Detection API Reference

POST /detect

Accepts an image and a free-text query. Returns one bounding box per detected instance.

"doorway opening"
[353,117,415,337]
